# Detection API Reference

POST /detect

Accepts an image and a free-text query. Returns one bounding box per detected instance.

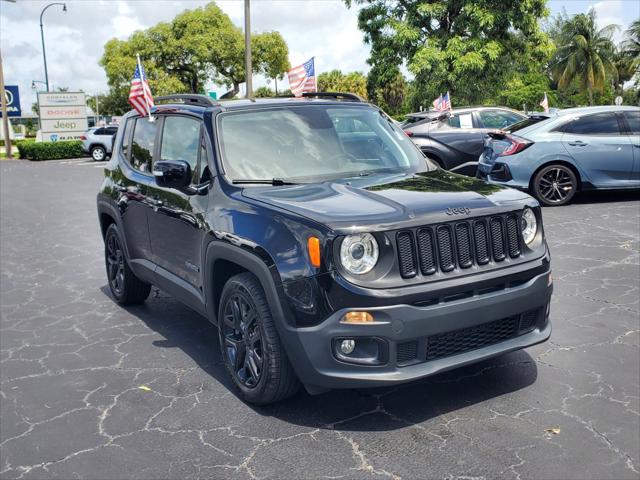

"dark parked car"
[97,93,552,404]
[404,107,526,176]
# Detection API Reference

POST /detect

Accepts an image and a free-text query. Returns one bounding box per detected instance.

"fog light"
[340,339,356,355]
[342,311,374,324]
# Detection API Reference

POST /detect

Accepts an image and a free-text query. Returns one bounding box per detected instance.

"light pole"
[244,0,252,98]
[88,94,100,126]
[39,3,66,92]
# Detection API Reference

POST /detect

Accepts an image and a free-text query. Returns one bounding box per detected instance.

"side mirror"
[153,160,191,190]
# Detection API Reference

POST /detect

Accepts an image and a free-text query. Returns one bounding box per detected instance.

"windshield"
[218,105,432,182]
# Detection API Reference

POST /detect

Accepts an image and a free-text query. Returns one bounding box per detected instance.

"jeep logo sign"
[445,207,472,215]
[37,92,88,142]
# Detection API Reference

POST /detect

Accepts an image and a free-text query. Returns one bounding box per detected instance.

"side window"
[120,119,133,158]
[565,113,621,135]
[130,117,158,173]
[94,128,105,135]
[106,127,118,136]
[159,116,201,182]
[447,113,473,128]
[479,110,522,129]
[623,111,640,135]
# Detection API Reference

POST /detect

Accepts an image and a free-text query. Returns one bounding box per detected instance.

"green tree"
[317,70,368,99]
[253,86,276,97]
[552,9,617,105]
[495,71,555,111]
[100,2,289,109]
[622,19,640,61]
[347,0,553,108]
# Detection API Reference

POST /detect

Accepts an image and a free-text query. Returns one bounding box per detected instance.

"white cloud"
[590,0,638,43]
[1,0,370,112]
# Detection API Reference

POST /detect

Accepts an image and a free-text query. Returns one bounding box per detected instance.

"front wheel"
[218,272,299,404]
[532,164,578,206]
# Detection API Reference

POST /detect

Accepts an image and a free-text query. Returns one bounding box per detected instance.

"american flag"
[129,58,154,117]
[432,91,451,112]
[287,57,316,97]
[539,92,549,113]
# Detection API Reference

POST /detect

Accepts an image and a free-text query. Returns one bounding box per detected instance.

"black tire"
[218,272,300,405]
[91,145,106,161]
[532,164,578,206]
[104,224,151,305]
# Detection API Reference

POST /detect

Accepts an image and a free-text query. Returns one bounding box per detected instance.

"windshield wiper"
[232,178,299,186]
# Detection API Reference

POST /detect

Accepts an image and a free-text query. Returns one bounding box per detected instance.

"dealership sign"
[37,92,88,141]
[0,85,21,117]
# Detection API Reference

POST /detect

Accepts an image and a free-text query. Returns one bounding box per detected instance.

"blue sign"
[1,85,21,117]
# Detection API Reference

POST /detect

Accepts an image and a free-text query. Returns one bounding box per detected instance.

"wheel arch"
[204,241,289,330]
[529,160,583,192]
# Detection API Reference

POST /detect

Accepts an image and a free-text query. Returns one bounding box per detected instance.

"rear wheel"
[532,164,578,206]
[91,146,106,161]
[104,224,151,305]
[218,272,299,404]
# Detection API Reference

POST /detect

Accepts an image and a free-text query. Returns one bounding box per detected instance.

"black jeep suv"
[97,93,552,404]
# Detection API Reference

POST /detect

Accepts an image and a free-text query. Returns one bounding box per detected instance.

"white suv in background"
[81,126,118,161]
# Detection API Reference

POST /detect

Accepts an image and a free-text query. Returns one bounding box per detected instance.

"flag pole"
[136,54,152,120]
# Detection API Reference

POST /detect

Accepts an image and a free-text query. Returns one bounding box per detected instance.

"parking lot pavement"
[1,158,638,480]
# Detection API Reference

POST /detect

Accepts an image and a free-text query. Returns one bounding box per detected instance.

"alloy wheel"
[106,232,125,295]
[92,148,105,161]
[537,167,575,204]
[222,291,264,388]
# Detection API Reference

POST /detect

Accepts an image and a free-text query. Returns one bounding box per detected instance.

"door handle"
[568,140,587,146]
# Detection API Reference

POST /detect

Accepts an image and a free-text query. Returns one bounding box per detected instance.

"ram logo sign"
[37,92,88,142]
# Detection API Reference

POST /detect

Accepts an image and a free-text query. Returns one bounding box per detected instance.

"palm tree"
[622,19,640,61]
[552,9,617,105]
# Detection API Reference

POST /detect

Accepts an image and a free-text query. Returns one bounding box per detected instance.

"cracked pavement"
[1,158,638,479]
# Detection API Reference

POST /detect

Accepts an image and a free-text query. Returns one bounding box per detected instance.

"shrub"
[16,140,85,161]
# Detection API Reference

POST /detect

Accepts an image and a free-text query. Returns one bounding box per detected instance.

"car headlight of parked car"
[521,207,538,245]
[340,233,379,274]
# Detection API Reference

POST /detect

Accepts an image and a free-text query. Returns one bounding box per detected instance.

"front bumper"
[280,263,552,391]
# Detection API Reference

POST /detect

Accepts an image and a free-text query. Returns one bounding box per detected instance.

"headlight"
[521,207,537,245]
[340,233,379,274]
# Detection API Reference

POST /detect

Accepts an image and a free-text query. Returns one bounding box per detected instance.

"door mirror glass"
[153,160,192,190]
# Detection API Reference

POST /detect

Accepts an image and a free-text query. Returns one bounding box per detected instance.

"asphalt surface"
[1,158,639,480]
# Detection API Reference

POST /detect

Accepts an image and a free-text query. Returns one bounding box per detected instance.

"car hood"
[241,169,535,233]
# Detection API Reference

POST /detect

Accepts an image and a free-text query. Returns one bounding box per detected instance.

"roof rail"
[154,94,219,107]
[301,92,365,102]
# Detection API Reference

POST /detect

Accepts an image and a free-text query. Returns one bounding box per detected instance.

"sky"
[1,0,639,114]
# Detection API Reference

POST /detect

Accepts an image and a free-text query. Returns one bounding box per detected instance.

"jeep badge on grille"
[445,207,471,215]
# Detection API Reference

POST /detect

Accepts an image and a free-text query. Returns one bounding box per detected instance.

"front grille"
[396,212,523,279]
[397,340,418,365]
[426,315,519,361]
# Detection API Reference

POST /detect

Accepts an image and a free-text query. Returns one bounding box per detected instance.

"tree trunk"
[588,87,594,106]
[220,81,240,99]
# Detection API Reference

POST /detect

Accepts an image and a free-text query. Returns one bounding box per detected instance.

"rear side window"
[105,127,118,135]
[94,128,105,135]
[563,112,622,135]
[130,118,158,173]
[447,113,473,128]
[120,119,133,157]
[623,111,640,135]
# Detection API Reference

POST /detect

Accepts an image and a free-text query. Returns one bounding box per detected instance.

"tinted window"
[130,118,158,173]
[623,111,640,135]
[120,119,133,157]
[105,127,118,135]
[160,116,201,179]
[94,128,105,135]
[564,113,621,135]
[198,134,210,183]
[479,110,523,129]
[507,116,546,133]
